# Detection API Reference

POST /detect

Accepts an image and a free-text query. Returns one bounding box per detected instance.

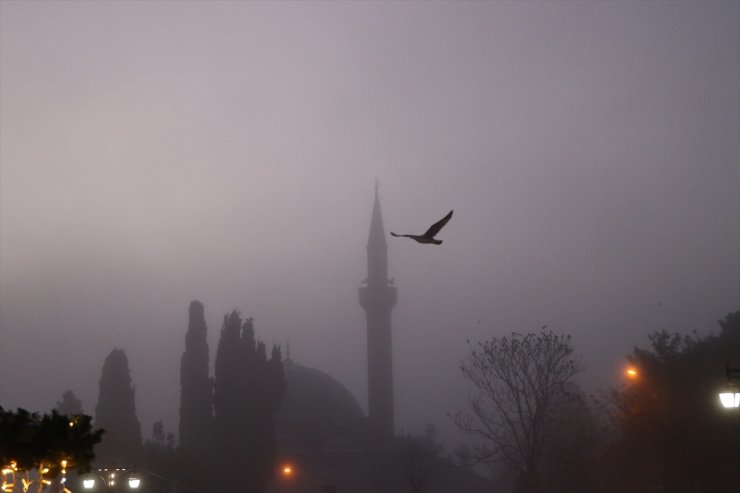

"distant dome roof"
[276,360,366,452]
[278,361,364,424]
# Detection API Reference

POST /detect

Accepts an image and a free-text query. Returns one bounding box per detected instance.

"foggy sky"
[1,1,738,447]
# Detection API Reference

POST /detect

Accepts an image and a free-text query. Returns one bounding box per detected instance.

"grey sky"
[1,1,738,445]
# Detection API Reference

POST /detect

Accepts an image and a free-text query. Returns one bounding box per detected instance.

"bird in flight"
[390,210,453,245]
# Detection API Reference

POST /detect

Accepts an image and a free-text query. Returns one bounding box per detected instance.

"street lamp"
[281,463,294,479]
[718,362,740,409]
[82,468,142,490]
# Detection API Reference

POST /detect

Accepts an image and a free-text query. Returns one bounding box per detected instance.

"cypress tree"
[212,311,247,493]
[94,348,142,465]
[212,312,285,493]
[179,300,212,456]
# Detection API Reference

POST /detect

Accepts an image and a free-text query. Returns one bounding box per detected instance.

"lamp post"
[718,362,740,409]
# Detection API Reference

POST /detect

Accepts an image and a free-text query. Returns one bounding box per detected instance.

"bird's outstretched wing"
[423,210,453,238]
[390,232,412,238]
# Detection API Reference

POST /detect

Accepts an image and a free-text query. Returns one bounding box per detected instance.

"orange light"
[281,465,293,477]
[625,367,638,379]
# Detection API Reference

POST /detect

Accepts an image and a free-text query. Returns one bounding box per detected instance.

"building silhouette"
[172,187,492,493]
[358,184,397,439]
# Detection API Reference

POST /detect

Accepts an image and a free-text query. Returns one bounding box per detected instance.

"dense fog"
[1,1,738,449]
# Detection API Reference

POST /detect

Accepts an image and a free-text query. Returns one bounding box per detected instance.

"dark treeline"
[211,310,285,493]
[595,311,740,493]
[461,311,740,493]
[6,306,739,493]
[86,300,285,493]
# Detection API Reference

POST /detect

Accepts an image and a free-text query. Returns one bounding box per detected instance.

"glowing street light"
[281,464,294,479]
[718,363,740,409]
[82,469,142,490]
[718,383,740,409]
[625,367,639,380]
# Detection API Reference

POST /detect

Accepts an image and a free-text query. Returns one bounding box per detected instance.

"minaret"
[359,182,397,439]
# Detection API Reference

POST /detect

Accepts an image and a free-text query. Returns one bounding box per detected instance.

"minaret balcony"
[358,283,397,310]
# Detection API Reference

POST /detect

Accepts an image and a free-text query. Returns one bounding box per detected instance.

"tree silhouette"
[538,383,600,493]
[453,329,583,493]
[94,348,142,465]
[140,420,178,493]
[179,300,212,456]
[176,301,213,493]
[0,407,103,493]
[212,311,285,493]
[601,311,740,493]
[395,424,446,493]
[55,391,84,416]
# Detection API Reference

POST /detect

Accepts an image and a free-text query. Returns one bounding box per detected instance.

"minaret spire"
[367,181,388,279]
[359,183,397,440]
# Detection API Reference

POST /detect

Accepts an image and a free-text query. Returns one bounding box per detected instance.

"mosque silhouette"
[269,187,490,493]
[275,184,396,454]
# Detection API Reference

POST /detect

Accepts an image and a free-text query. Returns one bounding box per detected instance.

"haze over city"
[1,0,738,450]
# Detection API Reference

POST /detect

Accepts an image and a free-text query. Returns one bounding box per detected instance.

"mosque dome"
[277,359,366,451]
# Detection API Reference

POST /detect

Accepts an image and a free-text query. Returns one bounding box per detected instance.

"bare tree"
[452,330,583,493]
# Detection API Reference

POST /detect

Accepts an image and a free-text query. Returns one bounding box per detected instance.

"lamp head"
[718,382,740,409]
